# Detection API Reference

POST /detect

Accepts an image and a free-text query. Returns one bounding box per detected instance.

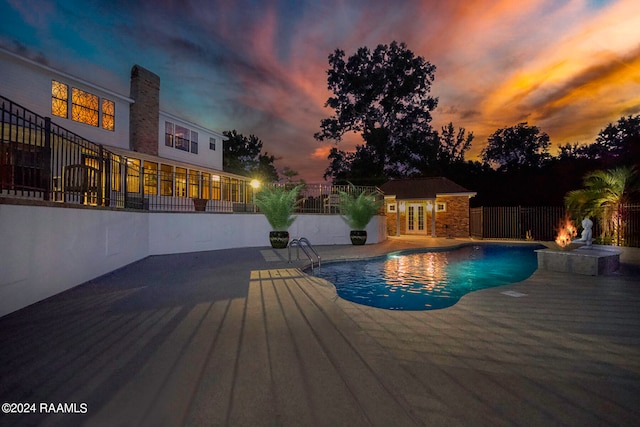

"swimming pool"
[312,244,543,311]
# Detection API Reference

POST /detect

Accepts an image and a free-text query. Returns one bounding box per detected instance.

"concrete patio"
[1,237,639,426]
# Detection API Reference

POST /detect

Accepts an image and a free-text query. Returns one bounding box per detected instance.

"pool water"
[312,244,543,311]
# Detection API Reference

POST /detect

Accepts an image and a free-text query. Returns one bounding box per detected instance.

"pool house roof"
[380,177,476,200]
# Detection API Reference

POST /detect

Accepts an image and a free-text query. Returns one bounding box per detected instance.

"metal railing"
[290,183,383,214]
[288,237,321,271]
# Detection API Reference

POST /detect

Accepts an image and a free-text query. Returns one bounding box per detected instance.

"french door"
[406,203,426,234]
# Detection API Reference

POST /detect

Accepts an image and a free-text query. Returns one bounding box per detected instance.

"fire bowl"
[535,245,621,276]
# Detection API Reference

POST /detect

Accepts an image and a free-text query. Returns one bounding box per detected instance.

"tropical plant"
[254,184,304,231]
[564,166,639,245]
[338,185,383,230]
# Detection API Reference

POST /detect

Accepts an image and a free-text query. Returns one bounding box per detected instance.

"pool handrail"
[288,238,321,271]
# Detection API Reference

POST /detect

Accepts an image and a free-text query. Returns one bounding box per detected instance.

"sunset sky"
[1,0,639,182]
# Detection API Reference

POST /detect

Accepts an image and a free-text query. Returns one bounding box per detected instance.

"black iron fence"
[1,95,139,207]
[470,205,640,247]
[470,206,564,241]
[1,95,380,213]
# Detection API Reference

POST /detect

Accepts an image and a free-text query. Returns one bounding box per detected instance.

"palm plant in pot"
[254,184,304,248]
[338,184,383,245]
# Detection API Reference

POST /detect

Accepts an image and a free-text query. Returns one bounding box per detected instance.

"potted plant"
[254,184,304,248]
[192,197,208,211]
[338,184,383,245]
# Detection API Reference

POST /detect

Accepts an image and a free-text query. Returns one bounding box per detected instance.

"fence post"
[98,144,104,206]
[123,158,129,208]
[42,117,52,201]
[517,205,522,240]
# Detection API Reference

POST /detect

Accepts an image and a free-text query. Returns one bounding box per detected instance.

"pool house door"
[406,203,426,234]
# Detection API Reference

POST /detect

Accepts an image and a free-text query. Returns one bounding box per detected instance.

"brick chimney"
[129,65,160,155]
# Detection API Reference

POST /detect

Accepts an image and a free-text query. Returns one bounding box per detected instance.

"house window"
[189,169,199,198]
[231,178,239,202]
[160,164,173,196]
[239,180,246,204]
[191,131,198,154]
[144,161,158,195]
[387,203,396,213]
[175,167,187,197]
[209,137,216,150]
[101,99,115,131]
[51,80,68,118]
[221,176,230,201]
[211,175,221,200]
[111,154,121,192]
[175,125,190,152]
[436,202,446,212]
[201,173,211,199]
[165,122,174,147]
[51,81,114,130]
[126,158,141,192]
[164,121,201,154]
[71,88,99,127]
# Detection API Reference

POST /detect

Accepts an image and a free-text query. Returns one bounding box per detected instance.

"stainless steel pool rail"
[288,237,321,271]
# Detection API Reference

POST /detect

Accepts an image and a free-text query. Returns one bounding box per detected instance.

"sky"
[1,0,639,182]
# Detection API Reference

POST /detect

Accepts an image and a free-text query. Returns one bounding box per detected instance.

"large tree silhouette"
[481,122,551,172]
[315,41,438,183]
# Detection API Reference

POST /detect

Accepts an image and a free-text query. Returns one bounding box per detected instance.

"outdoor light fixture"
[250,179,260,212]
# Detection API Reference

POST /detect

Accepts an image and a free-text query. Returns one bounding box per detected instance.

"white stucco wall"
[147,212,386,255]
[0,48,132,149]
[0,204,149,317]
[0,204,386,317]
[158,112,225,171]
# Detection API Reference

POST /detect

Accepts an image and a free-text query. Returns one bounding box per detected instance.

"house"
[0,47,252,209]
[380,177,476,237]
[0,47,389,318]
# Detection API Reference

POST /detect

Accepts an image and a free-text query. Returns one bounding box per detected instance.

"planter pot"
[192,198,207,212]
[269,230,290,249]
[350,230,367,245]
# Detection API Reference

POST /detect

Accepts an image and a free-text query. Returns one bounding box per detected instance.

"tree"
[315,41,438,181]
[565,166,640,245]
[282,167,305,185]
[254,153,280,183]
[481,122,551,172]
[323,147,353,183]
[557,142,589,160]
[554,115,640,166]
[223,130,279,182]
[323,145,388,185]
[591,114,640,165]
[437,122,473,164]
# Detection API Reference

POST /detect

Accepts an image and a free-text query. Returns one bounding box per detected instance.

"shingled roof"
[380,177,476,199]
